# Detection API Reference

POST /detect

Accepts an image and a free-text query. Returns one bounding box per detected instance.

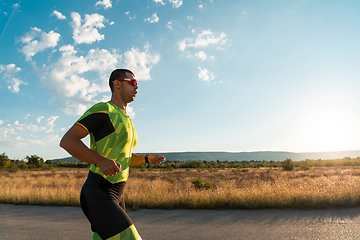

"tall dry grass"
[126,167,360,209]
[0,169,87,206]
[1,167,360,209]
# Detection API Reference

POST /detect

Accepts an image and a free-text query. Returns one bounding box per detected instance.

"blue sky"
[1,0,360,160]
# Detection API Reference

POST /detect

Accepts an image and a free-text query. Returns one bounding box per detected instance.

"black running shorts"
[80,171,140,240]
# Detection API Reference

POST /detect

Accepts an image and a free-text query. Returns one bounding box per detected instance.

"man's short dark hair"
[109,69,135,91]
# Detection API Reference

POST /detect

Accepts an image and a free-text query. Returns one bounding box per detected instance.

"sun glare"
[286,99,360,152]
[311,115,350,151]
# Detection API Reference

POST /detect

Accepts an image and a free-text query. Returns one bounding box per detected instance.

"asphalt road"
[1,204,360,239]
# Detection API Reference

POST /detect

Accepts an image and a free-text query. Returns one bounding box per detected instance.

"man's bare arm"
[59,124,121,176]
[130,153,165,167]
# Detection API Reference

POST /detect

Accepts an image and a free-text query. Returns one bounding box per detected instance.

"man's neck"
[110,97,127,113]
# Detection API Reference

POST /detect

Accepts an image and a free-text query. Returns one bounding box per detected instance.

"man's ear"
[114,80,122,90]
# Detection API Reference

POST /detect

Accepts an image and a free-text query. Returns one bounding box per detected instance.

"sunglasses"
[115,78,138,86]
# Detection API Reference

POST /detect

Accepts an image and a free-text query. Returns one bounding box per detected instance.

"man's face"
[119,72,138,103]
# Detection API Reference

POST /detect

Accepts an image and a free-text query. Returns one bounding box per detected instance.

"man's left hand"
[149,155,166,166]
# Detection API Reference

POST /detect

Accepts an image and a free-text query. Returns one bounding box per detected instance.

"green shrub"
[0,153,11,168]
[192,177,214,190]
[300,160,310,170]
[8,164,19,173]
[282,158,294,171]
[26,155,44,168]
[203,181,214,189]
[166,177,175,183]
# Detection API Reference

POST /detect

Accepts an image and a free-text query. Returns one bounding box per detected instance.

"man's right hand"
[98,158,121,176]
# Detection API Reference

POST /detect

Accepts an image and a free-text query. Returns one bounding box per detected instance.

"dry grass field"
[1,166,360,209]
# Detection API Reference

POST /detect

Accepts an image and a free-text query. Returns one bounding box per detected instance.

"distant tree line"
[2,152,360,172]
[144,157,360,171]
[0,153,90,171]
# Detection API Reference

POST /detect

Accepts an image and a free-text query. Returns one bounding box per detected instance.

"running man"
[60,69,166,240]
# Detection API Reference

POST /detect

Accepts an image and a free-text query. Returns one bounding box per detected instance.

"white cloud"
[127,105,135,118]
[36,116,44,124]
[109,21,114,25]
[38,45,118,114]
[123,44,160,81]
[195,51,207,61]
[199,4,203,9]
[71,12,106,44]
[95,0,112,9]
[166,22,173,29]
[178,39,187,51]
[187,16,193,20]
[12,3,20,8]
[0,63,20,76]
[125,11,136,20]
[37,43,159,115]
[198,67,215,81]
[169,0,183,8]
[24,114,31,119]
[144,12,159,23]
[0,116,60,148]
[51,10,66,20]
[178,29,227,51]
[153,0,166,5]
[152,0,181,8]
[45,134,60,143]
[19,27,61,61]
[8,78,26,93]
[194,30,227,47]
[45,116,58,133]
[0,63,27,93]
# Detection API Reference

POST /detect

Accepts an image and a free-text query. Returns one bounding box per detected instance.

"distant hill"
[137,151,360,162]
[51,150,360,162]
[52,156,80,162]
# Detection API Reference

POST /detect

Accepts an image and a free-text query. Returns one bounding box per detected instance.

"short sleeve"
[75,103,115,142]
